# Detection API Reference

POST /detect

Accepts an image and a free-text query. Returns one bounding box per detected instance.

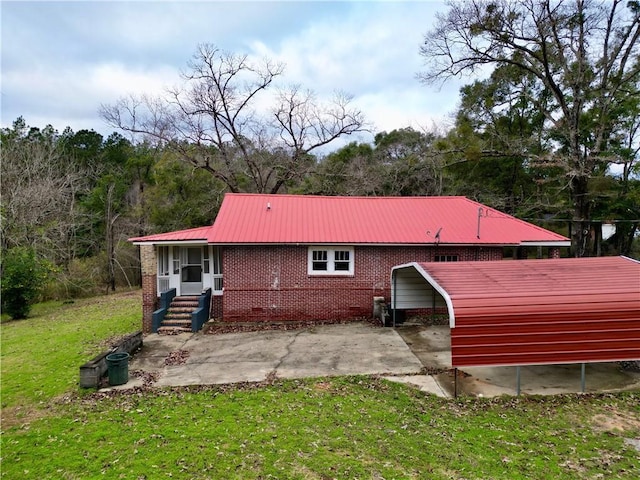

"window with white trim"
[308,247,354,275]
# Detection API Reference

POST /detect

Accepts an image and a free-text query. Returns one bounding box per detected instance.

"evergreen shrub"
[1,247,51,319]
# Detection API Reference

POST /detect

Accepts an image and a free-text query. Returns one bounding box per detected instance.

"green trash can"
[106,352,130,386]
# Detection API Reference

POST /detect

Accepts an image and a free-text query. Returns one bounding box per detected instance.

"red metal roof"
[394,257,640,367]
[129,225,210,243]
[129,193,569,245]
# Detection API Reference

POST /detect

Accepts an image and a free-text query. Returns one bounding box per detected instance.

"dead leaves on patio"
[163,350,190,366]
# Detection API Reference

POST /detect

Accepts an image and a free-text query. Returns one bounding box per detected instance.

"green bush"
[40,247,141,301]
[1,247,51,319]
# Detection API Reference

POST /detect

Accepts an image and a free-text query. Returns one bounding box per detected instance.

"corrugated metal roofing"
[207,194,568,245]
[393,257,640,367]
[129,225,210,243]
[129,193,570,245]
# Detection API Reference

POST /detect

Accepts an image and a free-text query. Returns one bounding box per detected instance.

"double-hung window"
[308,247,354,275]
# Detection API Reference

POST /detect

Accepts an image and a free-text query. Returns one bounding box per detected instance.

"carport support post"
[516,366,521,396]
[454,368,458,398]
[581,363,586,393]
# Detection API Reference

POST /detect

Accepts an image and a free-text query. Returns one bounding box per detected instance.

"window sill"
[308,273,355,277]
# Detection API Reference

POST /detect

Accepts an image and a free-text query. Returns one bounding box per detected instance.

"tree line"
[2,0,639,313]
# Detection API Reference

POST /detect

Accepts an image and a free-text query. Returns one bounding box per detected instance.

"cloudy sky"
[1,0,474,148]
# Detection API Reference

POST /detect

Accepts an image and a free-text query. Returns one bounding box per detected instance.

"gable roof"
[391,256,640,367]
[130,193,570,246]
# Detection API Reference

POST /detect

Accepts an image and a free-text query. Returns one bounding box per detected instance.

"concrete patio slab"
[450,362,640,397]
[104,322,640,398]
[395,324,452,369]
[396,324,640,397]
[114,323,427,391]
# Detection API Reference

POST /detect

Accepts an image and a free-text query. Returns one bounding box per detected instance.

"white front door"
[180,247,203,295]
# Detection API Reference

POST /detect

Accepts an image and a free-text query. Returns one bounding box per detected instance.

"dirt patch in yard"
[0,404,50,429]
[592,408,640,434]
[591,407,640,454]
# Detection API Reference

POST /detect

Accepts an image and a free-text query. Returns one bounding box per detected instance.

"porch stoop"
[157,296,200,334]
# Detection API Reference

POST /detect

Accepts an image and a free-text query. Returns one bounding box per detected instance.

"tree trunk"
[594,222,602,257]
[105,183,118,292]
[570,175,591,257]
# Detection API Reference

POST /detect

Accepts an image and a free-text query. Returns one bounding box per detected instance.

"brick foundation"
[211,295,223,319]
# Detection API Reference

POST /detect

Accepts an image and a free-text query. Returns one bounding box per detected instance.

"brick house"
[130,193,570,333]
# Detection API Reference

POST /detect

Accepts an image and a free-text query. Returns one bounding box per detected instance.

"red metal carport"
[391,256,640,368]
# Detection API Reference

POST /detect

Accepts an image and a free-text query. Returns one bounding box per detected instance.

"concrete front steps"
[157,296,200,334]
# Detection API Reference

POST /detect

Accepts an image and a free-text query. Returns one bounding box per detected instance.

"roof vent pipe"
[477,207,484,239]
[426,227,442,244]
[267,202,271,211]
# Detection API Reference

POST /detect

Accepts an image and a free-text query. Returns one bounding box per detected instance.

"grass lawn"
[1,290,140,411]
[1,292,639,479]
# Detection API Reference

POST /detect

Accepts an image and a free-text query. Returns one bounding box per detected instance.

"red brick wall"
[221,245,503,323]
[141,274,157,333]
[211,296,223,319]
[140,245,157,333]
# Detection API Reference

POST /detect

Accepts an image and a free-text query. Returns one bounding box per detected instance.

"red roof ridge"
[224,192,470,200]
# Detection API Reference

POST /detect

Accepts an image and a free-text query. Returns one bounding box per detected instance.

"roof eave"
[520,241,571,247]
[131,239,208,246]
[131,239,571,247]
[205,242,569,247]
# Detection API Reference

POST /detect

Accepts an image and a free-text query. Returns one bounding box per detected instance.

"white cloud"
[88,63,181,100]
[357,89,454,134]
[250,3,431,94]
[2,0,467,143]
[2,62,180,131]
[247,1,458,139]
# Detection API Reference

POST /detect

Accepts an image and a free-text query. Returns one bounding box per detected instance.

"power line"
[523,218,640,223]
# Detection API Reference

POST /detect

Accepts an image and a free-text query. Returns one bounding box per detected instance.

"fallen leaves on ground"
[204,318,381,335]
[164,350,190,366]
[130,369,160,387]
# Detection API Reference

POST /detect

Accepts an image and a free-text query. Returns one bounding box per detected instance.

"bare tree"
[420,0,640,256]
[101,44,367,194]
[1,119,86,265]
